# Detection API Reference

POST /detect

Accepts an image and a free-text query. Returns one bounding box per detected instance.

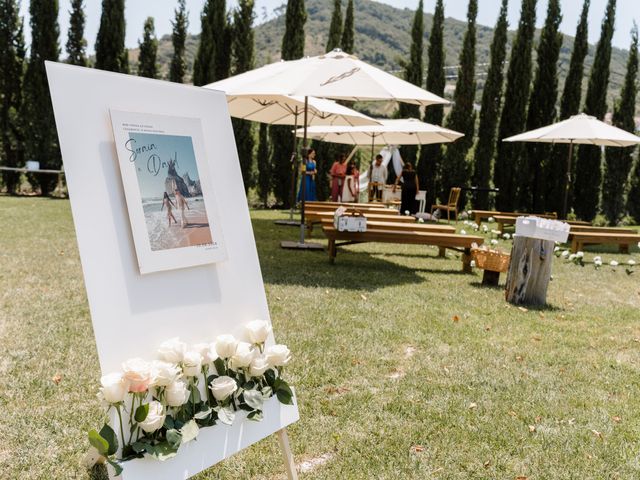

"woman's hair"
[163,192,170,200]
[338,153,347,163]
[346,164,354,175]
[305,148,315,158]
[404,162,413,171]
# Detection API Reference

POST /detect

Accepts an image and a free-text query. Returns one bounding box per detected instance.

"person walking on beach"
[174,188,190,228]
[161,192,177,227]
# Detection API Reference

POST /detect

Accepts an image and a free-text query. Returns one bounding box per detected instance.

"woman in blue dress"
[297,148,318,202]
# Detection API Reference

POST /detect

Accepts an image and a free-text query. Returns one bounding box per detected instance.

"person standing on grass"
[174,188,190,228]
[393,162,419,214]
[341,163,358,202]
[369,154,387,201]
[297,148,318,202]
[329,153,348,201]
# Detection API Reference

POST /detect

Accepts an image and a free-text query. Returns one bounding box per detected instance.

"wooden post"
[277,428,298,480]
[461,247,472,273]
[505,236,555,306]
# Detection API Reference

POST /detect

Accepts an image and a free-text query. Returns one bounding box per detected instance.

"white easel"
[46,62,299,480]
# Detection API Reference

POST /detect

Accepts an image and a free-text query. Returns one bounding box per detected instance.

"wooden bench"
[305,209,412,235]
[321,224,484,272]
[471,210,557,226]
[306,201,398,211]
[320,218,456,235]
[570,231,640,253]
[494,215,592,232]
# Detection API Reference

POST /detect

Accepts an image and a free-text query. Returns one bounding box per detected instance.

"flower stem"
[116,404,126,452]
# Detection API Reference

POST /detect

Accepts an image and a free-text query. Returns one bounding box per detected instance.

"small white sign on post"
[46,62,299,479]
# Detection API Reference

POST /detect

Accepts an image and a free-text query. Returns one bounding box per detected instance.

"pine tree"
[66,0,87,66]
[574,0,616,221]
[628,154,640,222]
[193,0,230,86]
[441,0,477,203]
[231,0,255,193]
[419,0,445,205]
[137,17,158,79]
[95,0,126,72]
[341,0,354,54]
[519,0,563,212]
[326,0,342,52]
[471,0,508,210]
[493,0,537,211]
[603,24,637,224]
[270,0,306,207]
[0,0,26,193]
[546,0,590,214]
[257,123,271,206]
[23,0,60,195]
[397,0,423,166]
[169,0,188,83]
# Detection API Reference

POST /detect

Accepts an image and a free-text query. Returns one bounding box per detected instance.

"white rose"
[488,217,495,222]
[568,254,577,261]
[150,360,181,387]
[121,358,152,393]
[404,210,410,215]
[554,246,560,252]
[628,259,636,266]
[610,260,619,267]
[100,372,129,404]
[230,342,255,369]
[248,354,270,377]
[490,239,498,245]
[594,260,602,267]
[561,250,569,258]
[182,350,203,377]
[593,256,602,262]
[165,379,190,407]
[138,401,166,433]
[503,233,510,240]
[418,218,424,223]
[193,342,217,363]
[245,319,272,345]
[576,251,584,258]
[470,260,476,269]
[158,337,186,363]
[209,376,238,402]
[215,334,238,359]
[460,229,467,235]
[265,344,291,368]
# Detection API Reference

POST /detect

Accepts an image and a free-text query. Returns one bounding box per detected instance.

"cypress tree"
[546,0,590,214]
[341,0,354,54]
[23,0,60,195]
[574,0,616,221]
[193,1,213,86]
[471,0,508,210]
[326,0,342,52]
[628,154,640,222]
[0,0,26,193]
[66,0,87,66]
[231,0,255,193]
[603,24,637,224]
[493,0,536,211]
[169,0,188,83]
[270,0,306,206]
[441,0,477,203]
[137,17,158,79]
[257,123,271,206]
[95,0,126,73]
[419,0,445,205]
[397,0,423,167]
[519,0,563,212]
[193,0,229,86]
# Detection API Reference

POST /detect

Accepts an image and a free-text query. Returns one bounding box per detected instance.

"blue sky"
[19,1,639,55]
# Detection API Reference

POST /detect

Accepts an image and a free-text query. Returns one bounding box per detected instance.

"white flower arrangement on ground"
[87,319,293,474]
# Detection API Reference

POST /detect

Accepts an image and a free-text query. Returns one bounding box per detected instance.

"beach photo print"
[110,110,226,274]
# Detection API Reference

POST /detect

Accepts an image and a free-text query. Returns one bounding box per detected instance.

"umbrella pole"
[288,111,299,221]
[299,96,309,245]
[561,140,573,220]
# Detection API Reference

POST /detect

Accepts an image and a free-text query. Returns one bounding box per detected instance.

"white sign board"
[45,62,298,479]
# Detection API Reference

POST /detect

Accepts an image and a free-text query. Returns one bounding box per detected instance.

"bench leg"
[482,270,500,286]
[328,239,336,264]
[570,238,579,253]
[475,213,481,227]
[497,221,504,233]
[438,247,446,257]
[620,244,630,254]
[462,248,472,273]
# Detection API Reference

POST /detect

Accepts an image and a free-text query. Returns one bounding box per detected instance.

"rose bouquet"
[87,320,293,474]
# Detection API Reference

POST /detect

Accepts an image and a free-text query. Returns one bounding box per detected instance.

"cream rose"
[165,379,190,407]
[150,360,181,387]
[248,354,270,377]
[230,342,255,369]
[193,342,217,363]
[121,358,152,393]
[245,319,272,344]
[265,344,291,367]
[138,401,166,433]
[182,350,203,377]
[158,337,187,363]
[100,372,129,404]
[209,376,238,402]
[215,334,238,359]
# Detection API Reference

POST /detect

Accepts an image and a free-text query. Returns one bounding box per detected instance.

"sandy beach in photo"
[144,196,213,250]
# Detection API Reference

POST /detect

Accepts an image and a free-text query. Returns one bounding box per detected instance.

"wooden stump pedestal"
[505,236,555,306]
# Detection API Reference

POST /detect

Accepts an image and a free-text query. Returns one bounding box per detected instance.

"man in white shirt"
[369,154,387,201]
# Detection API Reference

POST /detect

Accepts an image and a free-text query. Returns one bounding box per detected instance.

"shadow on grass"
[468,280,505,291]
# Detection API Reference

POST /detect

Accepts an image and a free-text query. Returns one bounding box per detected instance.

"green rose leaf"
[146,441,179,461]
[131,441,148,454]
[193,407,212,420]
[243,389,264,410]
[134,403,149,423]
[99,423,118,456]
[166,429,182,450]
[264,369,276,386]
[276,389,293,405]
[164,415,175,430]
[106,458,123,476]
[247,410,264,422]
[218,406,235,425]
[189,386,201,404]
[88,429,109,456]
[213,358,226,376]
[180,419,199,444]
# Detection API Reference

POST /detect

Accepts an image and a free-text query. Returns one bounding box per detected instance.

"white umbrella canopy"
[206,49,450,106]
[296,118,464,146]
[218,94,380,126]
[502,113,640,218]
[503,113,640,146]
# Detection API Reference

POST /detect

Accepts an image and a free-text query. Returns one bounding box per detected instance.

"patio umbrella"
[503,113,640,218]
[206,49,449,248]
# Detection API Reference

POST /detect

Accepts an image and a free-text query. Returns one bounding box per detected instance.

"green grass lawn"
[1,197,640,479]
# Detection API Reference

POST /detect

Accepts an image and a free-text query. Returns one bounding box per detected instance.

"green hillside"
[142,0,631,110]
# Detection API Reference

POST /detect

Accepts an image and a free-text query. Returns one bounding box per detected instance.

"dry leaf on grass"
[468,402,477,410]
[410,445,425,453]
[518,307,528,313]
[325,386,350,395]
[528,425,536,433]
[52,374,62,385]
[483,460,491,468]
[532,336,542,342]
[484,326,491,331]
[516,476,528,480]
[452,315,460,322]
[591,429,603,440]
[515,355,524,362]
[360,294,368,301]
[612,416,621,423]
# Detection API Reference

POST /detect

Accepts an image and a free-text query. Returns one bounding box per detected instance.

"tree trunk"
[505,236,554,306]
